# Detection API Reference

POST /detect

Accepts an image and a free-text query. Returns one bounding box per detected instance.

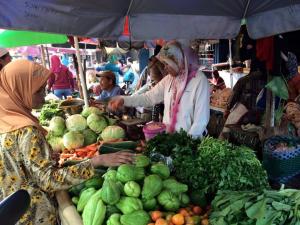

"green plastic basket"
[263,136,300,183]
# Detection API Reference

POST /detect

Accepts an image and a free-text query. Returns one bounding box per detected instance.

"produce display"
[35,100,300,225]
[69,156,207,225]
[146,131,269,197]
[210,189,300,225]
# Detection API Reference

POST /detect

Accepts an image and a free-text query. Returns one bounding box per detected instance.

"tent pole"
[74,36,89,107]
[228,39,233,88]
[40,45,46,67]
[45,46,51,68]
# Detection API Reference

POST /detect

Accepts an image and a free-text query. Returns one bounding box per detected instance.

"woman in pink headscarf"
[48,55,74,99]
[109,41,210,138]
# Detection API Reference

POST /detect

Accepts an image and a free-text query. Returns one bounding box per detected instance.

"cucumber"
[102,141,137,150]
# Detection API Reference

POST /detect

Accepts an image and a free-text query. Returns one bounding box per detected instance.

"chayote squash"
[150,162,170,179]
[82,190,106,225]
[120,210,150,225]
[158,190,180,211]
[116,164,145,183]
[179,193,190,207]
[106,214,121,225]
[85,177,103,189]
[107,213,122,225]
[124,181,141,197]
[163,178,188,194]
[141,174,163,200]
[101,179,120,205]
[135,155,150,168]
[105,205,121,219]
[104,169,118,181]
[116,196,143,214]
[142,198,157,211]
[116,181,125,195]
[77,187,96,212]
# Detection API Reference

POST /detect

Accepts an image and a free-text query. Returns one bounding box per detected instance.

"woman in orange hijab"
[0,60,134,225]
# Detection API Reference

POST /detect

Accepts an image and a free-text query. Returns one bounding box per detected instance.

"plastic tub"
[143,122,166,141]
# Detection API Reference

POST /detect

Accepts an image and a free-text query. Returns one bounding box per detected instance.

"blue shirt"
[96,86,124,101]
[96,63,123,84]
[123,69,135,83]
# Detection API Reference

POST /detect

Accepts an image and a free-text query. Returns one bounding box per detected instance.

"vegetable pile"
[210,188,300,225]
[69,156,206,225]
[146,131,269,196]
[45,106,126,166]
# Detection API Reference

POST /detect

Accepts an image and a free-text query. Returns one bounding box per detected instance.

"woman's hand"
[108,96,124,111]
[91,151,134,167]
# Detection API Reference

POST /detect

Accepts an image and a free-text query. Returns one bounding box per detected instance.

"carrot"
[60,153,76,159]
[86,150,97,158]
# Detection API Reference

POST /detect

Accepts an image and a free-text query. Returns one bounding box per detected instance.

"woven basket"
[263,135,300,183]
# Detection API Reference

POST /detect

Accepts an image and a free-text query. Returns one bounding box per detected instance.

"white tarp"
[0,0,300,40]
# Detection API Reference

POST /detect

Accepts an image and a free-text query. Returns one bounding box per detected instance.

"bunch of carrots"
[58,143,99,166]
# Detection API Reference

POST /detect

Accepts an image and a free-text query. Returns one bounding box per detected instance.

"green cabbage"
[87,113,108,134]
[63,131,84,150]
[47,136,65,151]
[66,114,87,132]
[82,129,98,146]
[81,106,103,118]
[101,126,125,142]
[49,116,65,136]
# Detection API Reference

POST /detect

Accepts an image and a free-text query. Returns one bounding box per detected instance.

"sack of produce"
[263,135,300,183]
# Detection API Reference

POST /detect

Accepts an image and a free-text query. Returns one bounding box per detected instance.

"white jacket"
[123,70,210,138]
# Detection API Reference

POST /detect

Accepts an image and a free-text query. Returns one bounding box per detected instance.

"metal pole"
[74,36,89,107]
[228,39,233,88]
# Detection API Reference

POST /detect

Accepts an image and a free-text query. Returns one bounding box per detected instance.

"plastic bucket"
[143,122,166,141]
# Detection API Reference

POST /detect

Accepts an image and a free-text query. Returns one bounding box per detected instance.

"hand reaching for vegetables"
[91,151,134,167]
[108,96,124,111]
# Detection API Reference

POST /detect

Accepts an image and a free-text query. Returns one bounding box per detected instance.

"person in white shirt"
[109,41,210,138]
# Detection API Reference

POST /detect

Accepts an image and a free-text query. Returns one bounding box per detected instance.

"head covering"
[51,55,63,73]
[96,70,116,85]
[157,41,197,133]
[0,48,8,58]
[286,52,298,80]
[0,60,52,133]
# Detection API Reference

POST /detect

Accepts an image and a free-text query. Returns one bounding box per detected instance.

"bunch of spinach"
[172,137,269,195]
[210,189,300,225]
[145,129,200,157]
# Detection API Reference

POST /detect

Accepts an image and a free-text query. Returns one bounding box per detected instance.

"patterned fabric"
[0,126,94,225]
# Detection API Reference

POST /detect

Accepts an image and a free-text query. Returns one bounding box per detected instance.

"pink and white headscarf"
[157,41,199,133]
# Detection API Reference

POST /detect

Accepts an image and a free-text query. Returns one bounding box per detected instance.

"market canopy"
[0,0,300,40]
[0,29,68,48]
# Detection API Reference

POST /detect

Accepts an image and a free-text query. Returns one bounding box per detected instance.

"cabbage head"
[49,116,65,136]
[47,136,65,152]
[82,129,98,146]
[81,106,103,118]
[101,126,125,142]
[66,114,87,132]
[63,131,84,150]
[87,113,108,134]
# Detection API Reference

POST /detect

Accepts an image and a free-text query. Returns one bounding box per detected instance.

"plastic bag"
[265,76,289,100]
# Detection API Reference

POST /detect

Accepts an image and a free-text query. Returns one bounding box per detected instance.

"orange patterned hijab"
[0,60,52,133]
